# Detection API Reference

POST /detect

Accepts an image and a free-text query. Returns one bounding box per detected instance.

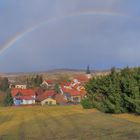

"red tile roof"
[11,88,36,97]
[61,87,85,96]
[54,94,67,104]
[65,82,72,86]
[36,90,56,102]
[74,74,89,83]
[45,80,54,84]
[73,84,80,89]
[60,81,72,87]
[34,88,44,96]
[15,96,35,100]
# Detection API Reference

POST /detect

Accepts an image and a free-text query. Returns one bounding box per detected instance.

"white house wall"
[22,100,35,105]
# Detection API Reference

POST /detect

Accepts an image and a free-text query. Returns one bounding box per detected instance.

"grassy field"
[0,106,140,140]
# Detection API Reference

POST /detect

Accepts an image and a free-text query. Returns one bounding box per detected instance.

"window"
[45,101,48,104]
[49,101,52,105]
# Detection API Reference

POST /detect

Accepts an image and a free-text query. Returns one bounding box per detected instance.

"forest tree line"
[82,67,140,114]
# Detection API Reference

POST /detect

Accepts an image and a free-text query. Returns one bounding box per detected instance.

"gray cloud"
[0,0,139,72]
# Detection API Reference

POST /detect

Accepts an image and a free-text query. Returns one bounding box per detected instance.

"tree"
[0,92,6,106]
[54,84,61,94]
[4,89,13,106]
[1,77,9,91]
[82,66,140,114]
[31,75,43,87]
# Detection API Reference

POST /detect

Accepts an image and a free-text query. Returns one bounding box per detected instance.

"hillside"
[0,105,140,140]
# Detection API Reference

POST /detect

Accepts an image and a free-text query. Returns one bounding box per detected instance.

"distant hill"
[0,68,111,77]
[0,68,112,83]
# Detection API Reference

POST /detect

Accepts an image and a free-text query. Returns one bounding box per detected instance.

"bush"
[81,99,94,109]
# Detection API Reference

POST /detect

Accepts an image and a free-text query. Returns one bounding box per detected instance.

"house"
[60,81,72,89]
[73,74,91,85]
[60,79,86,93]
[8,79,16,88]
[36,90,57,106]
[41,98,56,106]
[61,88,85,103]
[11,89,36,105]
[34,87,44,96]
[54,94,67,105]
[41,80,55,89]
[36,90,67,105]
[15,84,27,89]
[69,90,85,103]
[72,83,82,91]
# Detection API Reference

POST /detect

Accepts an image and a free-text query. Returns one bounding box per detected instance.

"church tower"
[86,65,91,79]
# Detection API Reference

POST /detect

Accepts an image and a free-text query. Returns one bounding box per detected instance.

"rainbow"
[0,10,136,54]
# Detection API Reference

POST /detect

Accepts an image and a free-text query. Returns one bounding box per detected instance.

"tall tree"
[31,75,43,87]
[54,83,61,94]
[4,89,13,106]
[1,77,9,91]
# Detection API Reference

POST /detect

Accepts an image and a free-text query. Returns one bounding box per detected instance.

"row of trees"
[27,75,43,88]
[82,67,140,114]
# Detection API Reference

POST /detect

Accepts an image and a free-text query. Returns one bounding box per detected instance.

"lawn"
[0,105,140,140]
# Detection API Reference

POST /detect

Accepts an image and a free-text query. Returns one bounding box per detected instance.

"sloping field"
[0,106,140,140]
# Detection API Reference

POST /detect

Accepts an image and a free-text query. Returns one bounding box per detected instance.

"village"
[9,72,92,106]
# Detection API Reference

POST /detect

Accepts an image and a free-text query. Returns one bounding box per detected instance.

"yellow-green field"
[0,105,140,140]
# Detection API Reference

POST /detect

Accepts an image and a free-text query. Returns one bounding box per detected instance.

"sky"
[0,0,140,72]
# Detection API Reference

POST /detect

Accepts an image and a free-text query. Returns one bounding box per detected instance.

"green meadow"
[0,105,140,140]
